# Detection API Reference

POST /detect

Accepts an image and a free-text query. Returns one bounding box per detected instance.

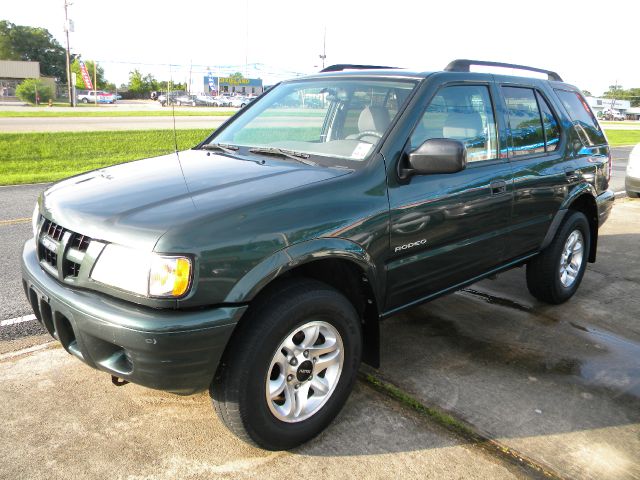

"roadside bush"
[15,79,55,104]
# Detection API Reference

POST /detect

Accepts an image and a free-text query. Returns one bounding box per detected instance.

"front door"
[385,82,513,312]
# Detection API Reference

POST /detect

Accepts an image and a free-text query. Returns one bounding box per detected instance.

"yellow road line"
[0,217,31,226]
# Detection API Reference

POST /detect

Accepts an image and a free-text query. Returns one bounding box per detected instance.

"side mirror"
[399,138,467,179]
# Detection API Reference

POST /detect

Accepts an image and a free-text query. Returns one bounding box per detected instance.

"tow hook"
[111,375,129,387]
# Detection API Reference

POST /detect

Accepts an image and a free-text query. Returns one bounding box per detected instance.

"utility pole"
[63,0,74,106]
[94,61,97,105]
[318,27,327,70]
[244,0,249,77]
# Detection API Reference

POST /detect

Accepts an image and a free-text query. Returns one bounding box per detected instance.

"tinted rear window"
[555,90,606,146]
[502,87,545,156]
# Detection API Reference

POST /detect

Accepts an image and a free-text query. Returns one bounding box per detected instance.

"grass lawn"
[0,110,234,118]
[0,127,636,186]
[605,130,640,146]
[0,129,211,185]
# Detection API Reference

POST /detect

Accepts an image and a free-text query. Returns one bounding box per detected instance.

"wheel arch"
[224,238,383,367]
[542,185,599,262]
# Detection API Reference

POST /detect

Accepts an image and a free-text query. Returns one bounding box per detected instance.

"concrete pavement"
[375,198,640,480]
[0,345,528,480]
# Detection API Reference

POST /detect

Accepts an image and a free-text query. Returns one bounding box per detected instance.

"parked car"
[228,96,252,108]
[625,143,640,197]
[76,90,115,104]
[157,91,187,106]
[215,95,234,107]
[196,94,221,106]
[601,109,625,121]
[22,60,614,451]
[173,94,208,106]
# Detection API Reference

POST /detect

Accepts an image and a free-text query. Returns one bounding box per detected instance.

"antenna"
[169,65,178,154]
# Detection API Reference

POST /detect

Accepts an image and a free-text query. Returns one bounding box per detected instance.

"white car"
[625,144,640,198]
[228,96,252,108]
[196,94,221,106]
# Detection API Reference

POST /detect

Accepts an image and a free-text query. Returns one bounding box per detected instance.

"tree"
[70,59,107,89]
[15,78,55,104]
[0,20,66,79]
[230,72,245,81]
[128,69,153,95]
[581,90,592,97]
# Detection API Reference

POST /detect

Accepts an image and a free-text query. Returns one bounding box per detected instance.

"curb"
[359,367,565,480]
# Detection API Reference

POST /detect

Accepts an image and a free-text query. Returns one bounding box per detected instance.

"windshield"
[207,78,417,165]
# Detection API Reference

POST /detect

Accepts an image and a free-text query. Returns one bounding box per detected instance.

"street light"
[318,27,327,70]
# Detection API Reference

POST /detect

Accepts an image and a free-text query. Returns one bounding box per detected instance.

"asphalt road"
[0,115,229,132]
[0,115,322,132]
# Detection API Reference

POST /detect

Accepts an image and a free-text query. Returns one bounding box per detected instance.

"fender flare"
[223,237,382,306]
[540,182,598,252]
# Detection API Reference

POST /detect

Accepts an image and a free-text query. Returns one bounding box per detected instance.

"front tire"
[526,211,590,304]
[210,278,362,450]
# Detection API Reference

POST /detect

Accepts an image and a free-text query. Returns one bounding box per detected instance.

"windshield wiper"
[248,147,317,166]
[202,143,240,154]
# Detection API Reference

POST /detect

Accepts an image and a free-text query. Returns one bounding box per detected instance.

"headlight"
[91,244,192,298]
[32,204,39,237]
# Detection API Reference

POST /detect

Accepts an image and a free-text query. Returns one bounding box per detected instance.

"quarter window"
[410,85,498,162]
[555,90,606,146]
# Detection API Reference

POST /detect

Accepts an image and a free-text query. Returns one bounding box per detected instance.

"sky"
[3,0,639,95]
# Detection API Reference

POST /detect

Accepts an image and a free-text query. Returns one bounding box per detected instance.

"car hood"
[41,149,350,250]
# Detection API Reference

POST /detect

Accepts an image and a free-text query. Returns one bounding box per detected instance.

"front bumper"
[21,240,247,394]
[626,174,640,195]
[596,189,615,226]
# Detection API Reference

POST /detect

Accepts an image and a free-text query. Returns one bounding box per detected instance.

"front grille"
[43,219,65,241]
[71,234,91,252]
[65,261,81,277]
[38,217,93,279]
[42,247,58,269]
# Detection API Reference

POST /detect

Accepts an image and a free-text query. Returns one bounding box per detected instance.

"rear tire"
[627,190,640,198]
[210,278,362,450]
[526,211,590,304]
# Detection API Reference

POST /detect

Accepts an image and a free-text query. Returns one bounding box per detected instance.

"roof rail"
[444,59,563,82]
[320,64,397,73]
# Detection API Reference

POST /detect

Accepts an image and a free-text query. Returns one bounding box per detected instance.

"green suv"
[22,60,614,449]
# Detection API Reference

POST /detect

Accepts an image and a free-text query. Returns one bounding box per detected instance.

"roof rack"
[320,64,397,73]
[444,59,563,82]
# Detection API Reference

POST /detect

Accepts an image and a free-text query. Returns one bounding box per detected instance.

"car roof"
[288,69,578,92]
[290,63,576,89]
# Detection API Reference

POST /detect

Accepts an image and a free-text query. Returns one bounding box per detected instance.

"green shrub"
[15,79,55,104]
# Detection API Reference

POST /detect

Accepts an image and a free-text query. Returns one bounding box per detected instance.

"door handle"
[565,170,580,182]
[490,180,507,196]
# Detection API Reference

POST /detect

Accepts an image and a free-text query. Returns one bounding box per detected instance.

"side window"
[410,85,497,162]
[536,91,560,152]
[502,87,545,157]
[554,90,606,146]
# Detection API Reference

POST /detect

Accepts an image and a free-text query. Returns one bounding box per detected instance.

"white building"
[585,96,631,117]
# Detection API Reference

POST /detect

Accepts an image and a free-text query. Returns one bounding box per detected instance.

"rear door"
[497,82,569,259]
[385,79,514,312]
